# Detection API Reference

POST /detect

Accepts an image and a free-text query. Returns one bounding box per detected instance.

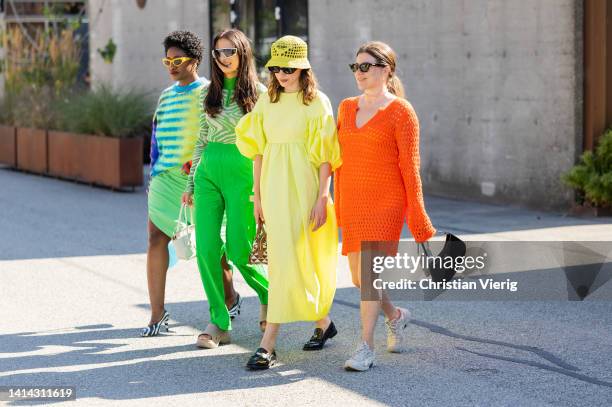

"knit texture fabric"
[150,78,208,177]
[265,35,311,69]
[334,96,436,255]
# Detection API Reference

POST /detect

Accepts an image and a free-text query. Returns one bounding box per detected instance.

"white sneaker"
[344,342,375,371]
[385,307,410,353]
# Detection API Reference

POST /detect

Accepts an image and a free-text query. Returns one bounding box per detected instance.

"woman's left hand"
[310,196,328,231]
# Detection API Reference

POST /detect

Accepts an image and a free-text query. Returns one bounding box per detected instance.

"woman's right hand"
[182,192,194,207]
[253,196,265,225]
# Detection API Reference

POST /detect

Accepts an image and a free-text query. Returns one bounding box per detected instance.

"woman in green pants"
[182,29,269,348]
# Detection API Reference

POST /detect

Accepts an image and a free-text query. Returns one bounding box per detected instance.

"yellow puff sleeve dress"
[236,90,342,323]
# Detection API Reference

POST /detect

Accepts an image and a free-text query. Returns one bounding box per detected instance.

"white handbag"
[171,204,196,260]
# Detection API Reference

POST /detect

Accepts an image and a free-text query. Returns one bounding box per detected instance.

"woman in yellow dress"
[236,36,342,370]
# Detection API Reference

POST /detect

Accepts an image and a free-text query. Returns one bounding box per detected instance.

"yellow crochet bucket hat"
[265,35,311,69]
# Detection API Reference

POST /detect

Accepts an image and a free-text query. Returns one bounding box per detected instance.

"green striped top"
[150,78,208,177]
[186,78,267,192]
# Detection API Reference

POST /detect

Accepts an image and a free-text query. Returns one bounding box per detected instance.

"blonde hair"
[356,41,405,98]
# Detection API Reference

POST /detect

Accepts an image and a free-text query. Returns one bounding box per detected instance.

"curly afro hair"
[163,31,204,67]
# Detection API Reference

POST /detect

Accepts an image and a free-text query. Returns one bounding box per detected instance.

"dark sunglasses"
[268,66,298,74]
[212,48,238,59]
[349,62,387,73]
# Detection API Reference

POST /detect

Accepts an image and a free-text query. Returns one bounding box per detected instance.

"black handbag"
[419,233,467,283]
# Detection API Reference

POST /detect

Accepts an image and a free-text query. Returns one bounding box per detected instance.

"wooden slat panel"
[584,0,607,151]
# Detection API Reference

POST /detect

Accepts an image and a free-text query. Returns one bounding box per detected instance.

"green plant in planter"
[59,85,154,138]
[3,25,81,129]
[0,96,11,125]
[562,129,612,208]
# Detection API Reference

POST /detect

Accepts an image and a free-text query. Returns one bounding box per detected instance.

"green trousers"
[193,142,268,331]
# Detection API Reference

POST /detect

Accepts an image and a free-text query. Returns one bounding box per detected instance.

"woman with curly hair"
[142,30,236,337]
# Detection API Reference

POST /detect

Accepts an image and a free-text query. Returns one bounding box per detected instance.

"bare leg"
[381,291,399,320]
[348,252,362,289]
[221,254,237,309]
[260,322,280,352]
[146,219,171,325]
[315,315,331,330]
[348,251,397,349]
[360,300,381,349]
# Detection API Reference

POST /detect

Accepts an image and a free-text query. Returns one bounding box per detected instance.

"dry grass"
[2,26,81,127]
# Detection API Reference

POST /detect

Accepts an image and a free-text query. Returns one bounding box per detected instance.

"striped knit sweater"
[150,77,209,177]
[185,78,267,192]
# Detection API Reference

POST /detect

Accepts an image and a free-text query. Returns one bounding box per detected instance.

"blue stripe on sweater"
[157,108,189,116]
[154,135,181,141]
[155,126,184,133]
[158,99,189,109]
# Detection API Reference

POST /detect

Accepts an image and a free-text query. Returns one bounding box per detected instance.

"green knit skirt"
[148,167,189,237]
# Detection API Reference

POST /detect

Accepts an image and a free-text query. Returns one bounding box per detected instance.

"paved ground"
[1,167,612,406]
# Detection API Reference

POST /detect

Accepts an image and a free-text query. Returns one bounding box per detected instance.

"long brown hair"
[205,29,259,117]
[268,69,318,105]
[357,41,405,98]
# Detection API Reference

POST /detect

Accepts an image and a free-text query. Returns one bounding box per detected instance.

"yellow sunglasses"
[162,57,193,67]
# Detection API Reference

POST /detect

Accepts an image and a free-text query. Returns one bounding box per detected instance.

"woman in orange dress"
[335,41,436,371]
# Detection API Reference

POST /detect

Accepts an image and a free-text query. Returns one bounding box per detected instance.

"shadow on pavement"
[1,291,611,405]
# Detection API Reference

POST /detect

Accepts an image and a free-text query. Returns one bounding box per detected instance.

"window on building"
[210,0,308,77]
[210,0,231,40]
[1,1,89,84]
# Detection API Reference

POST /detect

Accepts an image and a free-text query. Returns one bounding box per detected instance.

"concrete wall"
[310,0,582,210]
[88,0,210,95]
[86,0,582,210]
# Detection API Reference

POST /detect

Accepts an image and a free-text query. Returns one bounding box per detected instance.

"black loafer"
[246,347,277,370]
[303,321,338,351]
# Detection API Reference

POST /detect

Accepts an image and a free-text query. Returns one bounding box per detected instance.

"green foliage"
[42,4,82,30]
[97,39,117,64]
[0,96,10,125]
[58,85,154,138]
[1,26,81,127]
[563,129,612,207]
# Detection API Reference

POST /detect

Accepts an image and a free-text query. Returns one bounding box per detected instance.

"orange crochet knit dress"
[334,96,436,255]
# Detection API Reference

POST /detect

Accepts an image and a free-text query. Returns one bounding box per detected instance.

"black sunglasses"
[268,66,298,74]
[349,62,387,73]
[212,48,238,59]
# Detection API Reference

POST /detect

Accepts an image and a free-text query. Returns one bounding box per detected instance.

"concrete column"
[89,0,209,93]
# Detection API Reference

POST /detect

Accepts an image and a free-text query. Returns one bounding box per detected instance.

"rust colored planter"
[48,131,143,189]
[16,128,48,174]
[0,125,17,166]
[84,135,143,189]
[48,131,88,180]
[569,203,612,217]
